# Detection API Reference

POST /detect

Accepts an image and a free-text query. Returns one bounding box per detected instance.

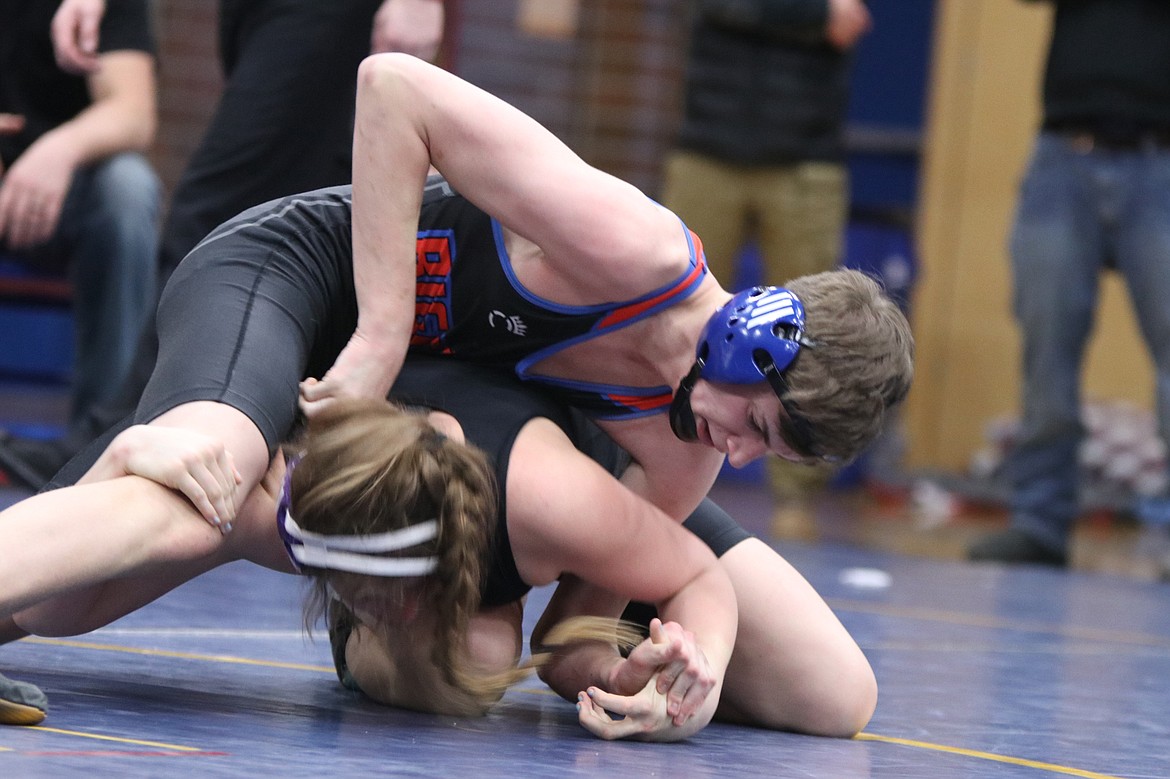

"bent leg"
[716,538,876,736]
[13,463,294,636]
[0,402,271,625]
[0,476,215,619]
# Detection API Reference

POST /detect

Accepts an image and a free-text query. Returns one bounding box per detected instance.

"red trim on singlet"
[593,231,707,331]
[605,392,674,412]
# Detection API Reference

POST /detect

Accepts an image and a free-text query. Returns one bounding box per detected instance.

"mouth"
[697,418,719,451]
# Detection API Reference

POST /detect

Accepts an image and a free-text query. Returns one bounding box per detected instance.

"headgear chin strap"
[669,361,703,441]
[670,286,819,454]
[277,456,440,577]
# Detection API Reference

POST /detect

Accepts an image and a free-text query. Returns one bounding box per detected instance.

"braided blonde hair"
[293,399,642,713]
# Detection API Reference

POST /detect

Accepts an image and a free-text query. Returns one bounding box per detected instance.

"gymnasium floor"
[1,379,1168,779]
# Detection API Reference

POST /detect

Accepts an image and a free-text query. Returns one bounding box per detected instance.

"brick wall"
[148,0,686,205]
[150,0,222,202]
[457,0,687,196]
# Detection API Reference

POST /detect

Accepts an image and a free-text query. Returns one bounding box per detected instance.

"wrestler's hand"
[109,425,243,531]
[608,618,715,726]
[299,332,397,418]
[371,0,444,60]
[51,0,107,74]
[576,674,682,742]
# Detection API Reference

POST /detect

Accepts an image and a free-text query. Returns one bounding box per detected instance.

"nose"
[726,436,766,467]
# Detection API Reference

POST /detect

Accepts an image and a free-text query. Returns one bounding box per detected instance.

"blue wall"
[846,0,936,213]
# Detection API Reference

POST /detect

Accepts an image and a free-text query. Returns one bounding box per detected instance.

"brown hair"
[783,269,914,461]
[292,399,497,704]
[293,399,643,713]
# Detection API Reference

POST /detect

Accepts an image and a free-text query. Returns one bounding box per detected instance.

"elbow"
[136,111,157,151]
[358,51,424,94]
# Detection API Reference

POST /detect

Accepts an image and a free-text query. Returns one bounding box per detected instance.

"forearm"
[538,640,624,702]
[534,566,737,707]
[533,578,629,699]
[651,565,737,735]
[53,50,156,168]
[347,55,433,390]
[46,97,153,170]
[657,566,737,676]
[75,426,141,485]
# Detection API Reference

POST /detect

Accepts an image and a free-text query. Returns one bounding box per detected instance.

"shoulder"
[598,415,725,522]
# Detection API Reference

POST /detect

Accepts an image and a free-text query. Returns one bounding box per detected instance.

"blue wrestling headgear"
[277,456,440,577]
[670,286,827,459]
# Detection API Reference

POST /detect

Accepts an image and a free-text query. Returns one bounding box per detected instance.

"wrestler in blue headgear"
[670,286,830,461]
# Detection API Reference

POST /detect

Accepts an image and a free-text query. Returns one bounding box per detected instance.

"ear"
[426,411,466,443]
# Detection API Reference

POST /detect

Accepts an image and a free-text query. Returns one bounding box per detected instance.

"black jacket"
[674,0,852,164]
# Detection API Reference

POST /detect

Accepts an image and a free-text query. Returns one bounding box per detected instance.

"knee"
[87,153,163,223]
[771,657,877,738]
[815,659,878,738]
[753,650,878,738]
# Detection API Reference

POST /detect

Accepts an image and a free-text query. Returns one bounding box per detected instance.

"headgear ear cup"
[670,286,814,445]
[697,287,810,384]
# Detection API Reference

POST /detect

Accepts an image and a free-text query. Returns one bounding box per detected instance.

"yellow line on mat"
[857,733,1123,779]
[14,637,1127,777]
[20,636,333,673]
[28,726,201,752]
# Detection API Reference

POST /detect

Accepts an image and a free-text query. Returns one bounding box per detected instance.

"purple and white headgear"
[276,456,439,577]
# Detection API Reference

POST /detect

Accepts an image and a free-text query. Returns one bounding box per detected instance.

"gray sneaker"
[0,672,47,725]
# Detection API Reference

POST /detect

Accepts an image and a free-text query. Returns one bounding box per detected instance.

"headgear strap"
[277,456,440,577]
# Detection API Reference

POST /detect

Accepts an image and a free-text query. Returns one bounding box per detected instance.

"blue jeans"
[14,152,161,422]
[1008,133,1170,552]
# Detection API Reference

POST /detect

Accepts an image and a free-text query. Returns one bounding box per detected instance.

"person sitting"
[0,0,160,427]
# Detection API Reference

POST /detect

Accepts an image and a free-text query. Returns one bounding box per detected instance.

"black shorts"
[138,188,357,454]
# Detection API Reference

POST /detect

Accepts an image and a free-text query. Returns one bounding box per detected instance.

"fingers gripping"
[648,619,713,725]
[576,681,664,741]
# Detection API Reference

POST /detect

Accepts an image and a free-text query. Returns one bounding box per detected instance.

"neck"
[659,280,732,388]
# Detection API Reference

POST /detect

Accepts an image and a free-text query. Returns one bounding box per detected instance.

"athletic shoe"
[967,527,1068,567]
[0,672,47,726]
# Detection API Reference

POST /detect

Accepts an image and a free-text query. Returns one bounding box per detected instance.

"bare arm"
[77,425,242,529]
[0,49,155,248]
[299,53,689,414]
[509,420,737,741]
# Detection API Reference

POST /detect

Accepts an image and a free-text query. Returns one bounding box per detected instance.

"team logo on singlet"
[413,230,455,348]
[488,310,527,336]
